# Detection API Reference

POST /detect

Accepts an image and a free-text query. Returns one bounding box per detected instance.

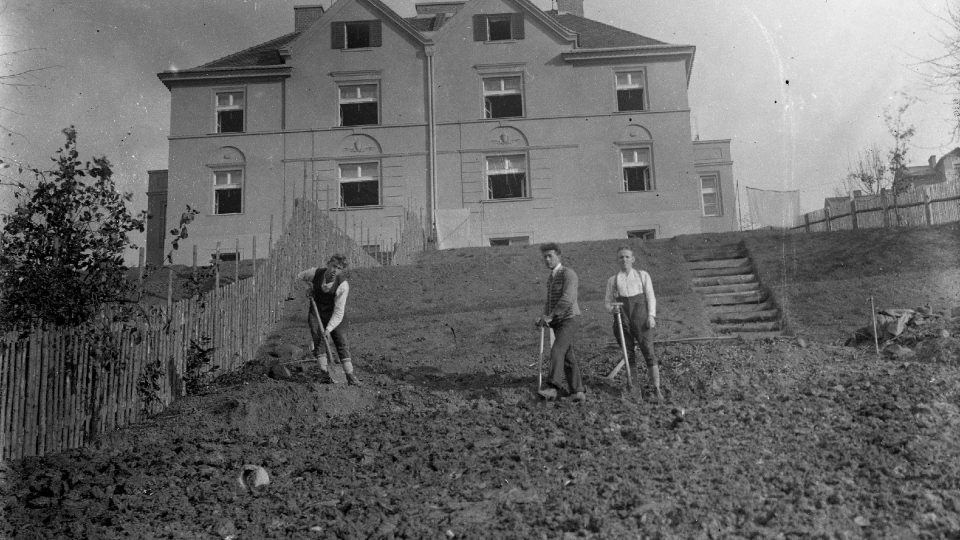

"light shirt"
[297,267,350,332]
[550,262,563,277]
[604,268,656,316]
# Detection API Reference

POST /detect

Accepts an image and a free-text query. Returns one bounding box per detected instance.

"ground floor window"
[489,235,529,246]
[485,154,527,199]
[213,169,243,214]
[627,229,656,240]
[338,162,380,207]
[621,147,653,192]
[700,174,722,216]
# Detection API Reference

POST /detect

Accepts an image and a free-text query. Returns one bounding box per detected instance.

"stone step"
[693,282,760,295]
[715,321,782,333]
[702,290,766,305]
[682,248,747,262]
[724,330,785,340]
[692,274,757,287]
[685,257,751,270]
[710,299,778,314]
[711,308,781,324]
[691,265,754,278]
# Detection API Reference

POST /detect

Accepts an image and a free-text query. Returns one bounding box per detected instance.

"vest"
[312,269,344,322]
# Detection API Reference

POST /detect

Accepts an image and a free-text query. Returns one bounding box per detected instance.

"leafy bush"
[0,127,145,329]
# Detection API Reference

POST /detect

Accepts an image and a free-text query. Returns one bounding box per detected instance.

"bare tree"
[838,95,917,199]
[922,3,960,138]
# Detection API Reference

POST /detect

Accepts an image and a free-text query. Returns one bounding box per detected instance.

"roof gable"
[429,0,577,44]
[291,0,430,48]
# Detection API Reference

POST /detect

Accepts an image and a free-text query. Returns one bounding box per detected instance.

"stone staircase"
[681,239,783,338]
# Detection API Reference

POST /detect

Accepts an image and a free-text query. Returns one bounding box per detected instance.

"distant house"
[150,0,737,265]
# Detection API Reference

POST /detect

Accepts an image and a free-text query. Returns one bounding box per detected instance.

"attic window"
[332,20,383,49]
[473,14,524,41]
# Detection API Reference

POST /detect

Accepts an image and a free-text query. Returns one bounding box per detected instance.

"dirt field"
[4,228,960,538]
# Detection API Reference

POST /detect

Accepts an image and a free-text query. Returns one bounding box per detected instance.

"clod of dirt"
[797,337,808,348]
[886,344,916,361]
[238,465,270,491]
[268,363,292,380]
[215,519,238,538]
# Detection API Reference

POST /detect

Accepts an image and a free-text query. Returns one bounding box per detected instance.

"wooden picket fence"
[791,182,960,233]
[0,199,426,460]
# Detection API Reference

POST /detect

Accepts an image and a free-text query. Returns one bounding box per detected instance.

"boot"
[650,365,664,402]
[342,360,360,386]
[317,369,334,384]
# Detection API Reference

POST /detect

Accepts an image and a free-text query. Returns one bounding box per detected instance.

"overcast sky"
[1,0,957,242]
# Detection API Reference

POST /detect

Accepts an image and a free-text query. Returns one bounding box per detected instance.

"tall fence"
[0,199,426,460]
[791,183,960,233]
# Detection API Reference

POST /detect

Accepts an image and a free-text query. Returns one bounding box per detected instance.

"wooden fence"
[0,199,425,460]
[791,182,960,233]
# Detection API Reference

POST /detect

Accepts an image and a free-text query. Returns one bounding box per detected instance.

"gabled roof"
[160,2,673,78]
[545,11,665,48]
[195,32,301,70]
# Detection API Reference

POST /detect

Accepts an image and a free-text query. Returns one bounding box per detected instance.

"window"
[212,252,238,262]
[339,162,380,207]
[616,71,645,112]
[339,84,379,126]
[627,230,656,240]
[213,170,243,214]
[700,174,722,216]
[215,91,244,133]
[486,154,527,199]
[621,148,653,191]
[489,236,529,246]
[483,76,523,119]
[473,14,524,41]
[331,21,382,49]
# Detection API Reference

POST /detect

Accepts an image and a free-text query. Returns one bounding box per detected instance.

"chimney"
[556,0,583,16]
[929,155,937,167]
[294,5,325,33]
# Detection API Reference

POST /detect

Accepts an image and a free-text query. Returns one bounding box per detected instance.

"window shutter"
[369,20,382,47]
[331,22,345,49]
[473,15,487,41]
[511,13,524,40]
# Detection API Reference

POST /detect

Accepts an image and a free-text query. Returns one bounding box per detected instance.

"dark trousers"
[547,317,584,394]
[613,294,656,367]
[308,308,351,360]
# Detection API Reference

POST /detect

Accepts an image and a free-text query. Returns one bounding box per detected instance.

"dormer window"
[332,20,382,49]
[473,14,524,41]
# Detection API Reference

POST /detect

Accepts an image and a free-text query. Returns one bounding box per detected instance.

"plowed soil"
[4,231,960,538]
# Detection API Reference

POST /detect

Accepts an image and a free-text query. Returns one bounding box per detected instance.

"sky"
[1,0,958,248]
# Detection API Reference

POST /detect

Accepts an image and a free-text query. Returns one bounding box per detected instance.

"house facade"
[154,0,736,265]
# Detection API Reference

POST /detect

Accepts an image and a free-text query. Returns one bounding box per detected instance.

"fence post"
[893,189,902,226]
[192,244,198,283]
[924,190,933,226]
[803,214,810,233]
[850,199,858,230]
[235,238,240,283]
[880,188,889,228]
[268,214,273,257]
[138,247,145,289]
[214,242,221,289]
[166,265,173,316]
[824,206,832,232]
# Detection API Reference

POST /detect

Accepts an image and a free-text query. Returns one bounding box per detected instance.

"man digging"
[297,254,360,386]
[604,245,663,401]
[536,243,586,402]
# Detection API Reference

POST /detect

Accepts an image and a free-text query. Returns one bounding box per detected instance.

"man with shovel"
[536,243,586,402]
[604,246,663,401]
[297,254,360,385]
